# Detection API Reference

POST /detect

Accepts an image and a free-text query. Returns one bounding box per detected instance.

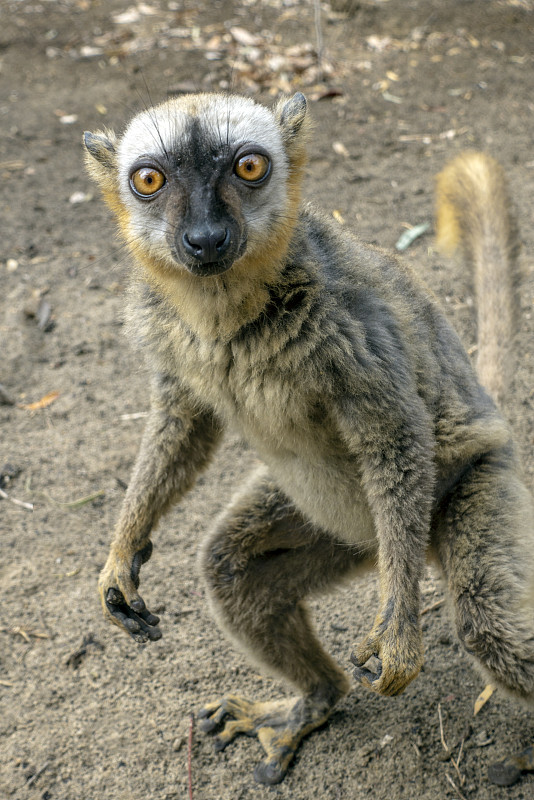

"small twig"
[0,679,13,687]
[188,713,194,800]
[54,567,80,578]
[451,737,466,786]
[26,761,50,787]
[120,411,149,421]
[2,626,49,642]
[421,598,445,616]
[41,489,104,509]
[0,487,34,511]
[446,773,468,800]
[313,0,324,75]
[456,737,465,769]
[438,703,450,756]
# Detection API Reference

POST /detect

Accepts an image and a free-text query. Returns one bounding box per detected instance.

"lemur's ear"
[83,130,117,169]
[83,130,122,212]
[276,93,308,144]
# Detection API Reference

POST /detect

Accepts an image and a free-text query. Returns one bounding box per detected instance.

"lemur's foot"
[199,694,332,785]
[351,608,423,696]
[488,745,534,786]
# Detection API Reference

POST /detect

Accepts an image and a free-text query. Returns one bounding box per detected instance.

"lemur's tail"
[435,152,521,408]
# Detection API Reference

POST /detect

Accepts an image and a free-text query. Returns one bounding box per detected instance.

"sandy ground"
[2,0,534,798]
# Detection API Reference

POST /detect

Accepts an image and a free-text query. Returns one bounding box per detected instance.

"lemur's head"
[84,93,308,280]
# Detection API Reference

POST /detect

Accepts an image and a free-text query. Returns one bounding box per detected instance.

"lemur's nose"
[182,227,231,263]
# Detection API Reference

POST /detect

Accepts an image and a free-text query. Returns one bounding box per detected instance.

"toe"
[487,759,521,787]
[254,758,288,786]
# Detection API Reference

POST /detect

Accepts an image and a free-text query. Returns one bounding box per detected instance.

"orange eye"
[234,153,270,183]
[130,167,166,197]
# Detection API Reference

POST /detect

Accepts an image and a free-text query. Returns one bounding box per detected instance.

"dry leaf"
[395,222,430,252]
[78,46,104,59]
[332,141,350,157]
[0,160,26,171]
[20,391,60,411]
[366,35,392,52]
[230,27,262,47]
[69,191,92,204]
[113,8,142,24]
[138,3,158,14]
[474,683,496,715]
[382,91,403,104]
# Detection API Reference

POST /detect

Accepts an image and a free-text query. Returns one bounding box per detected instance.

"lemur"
[84,92,534,786]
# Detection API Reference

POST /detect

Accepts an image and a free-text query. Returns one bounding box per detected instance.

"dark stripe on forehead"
[177,116,233,180]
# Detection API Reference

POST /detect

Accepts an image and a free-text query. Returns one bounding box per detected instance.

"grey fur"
[84,94,534,785]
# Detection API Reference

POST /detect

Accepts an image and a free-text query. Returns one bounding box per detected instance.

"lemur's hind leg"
[199,468,372,785]
[432,446,534,784]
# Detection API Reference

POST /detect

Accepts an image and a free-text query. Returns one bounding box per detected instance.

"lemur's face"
[115,95,292,277]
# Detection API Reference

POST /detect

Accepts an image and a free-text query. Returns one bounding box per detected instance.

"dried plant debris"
[22,289,54,332]
[65,633,104,669]
[474,683,496,716]
[43,2,347,97]
[0,465,32,511]
[395,222,431,252]
[19,391,60,411]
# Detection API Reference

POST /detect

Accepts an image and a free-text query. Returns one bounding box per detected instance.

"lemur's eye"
[130,167,166,197]
[234,153,270,184]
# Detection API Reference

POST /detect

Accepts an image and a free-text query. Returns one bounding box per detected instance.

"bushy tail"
[435,152,521,408]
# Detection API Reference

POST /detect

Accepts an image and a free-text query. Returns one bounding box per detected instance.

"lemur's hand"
[98,541,162,643]
[350,607,423,697]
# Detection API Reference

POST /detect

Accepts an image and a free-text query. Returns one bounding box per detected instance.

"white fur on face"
[116,94,291,264]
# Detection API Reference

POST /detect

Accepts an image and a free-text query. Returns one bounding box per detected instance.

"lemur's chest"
[172,326,313,442]
[167,322,375,543]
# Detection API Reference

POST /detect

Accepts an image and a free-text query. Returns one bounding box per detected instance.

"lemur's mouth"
[185,260,235,277]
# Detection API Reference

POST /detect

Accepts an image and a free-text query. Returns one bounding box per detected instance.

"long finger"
[105,589,162,640]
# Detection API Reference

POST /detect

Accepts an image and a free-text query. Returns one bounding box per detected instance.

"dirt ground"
[2,0,534,798]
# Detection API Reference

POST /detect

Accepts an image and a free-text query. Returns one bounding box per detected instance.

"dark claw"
[138,607,160,627]
[488,745,534,787]
[105,587,162,642]
[349,650,360,667]
[352,665,377,687]
[213,736,230,752]
[487,759,521,787]
[254,759,286,786]
[350,652,382,687]
[148,627,162,641]
[200,716,220,734]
